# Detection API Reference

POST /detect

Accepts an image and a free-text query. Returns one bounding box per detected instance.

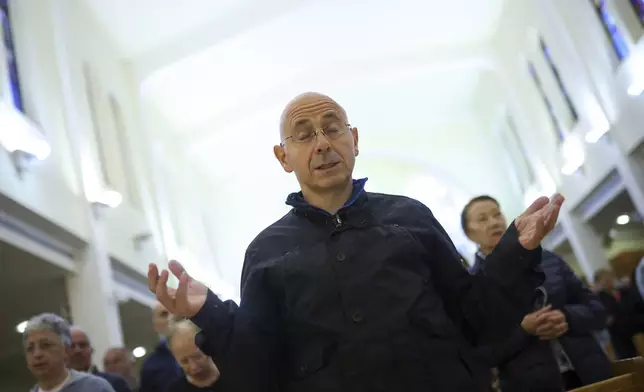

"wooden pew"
[633,333,644,357]
[569,357,644,392]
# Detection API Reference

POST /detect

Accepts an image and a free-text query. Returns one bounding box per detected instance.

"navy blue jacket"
[191,180,544,392]
[92,368,133,392]
[139,341,182,392]
[471,250,612,389]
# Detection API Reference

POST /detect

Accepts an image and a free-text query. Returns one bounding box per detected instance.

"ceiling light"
[616,214,630,225]
[132,347,147,358]
[89,188,123,209]
[16,320,27,333]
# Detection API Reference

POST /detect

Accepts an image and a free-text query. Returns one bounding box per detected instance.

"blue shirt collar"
[285,178,368,214]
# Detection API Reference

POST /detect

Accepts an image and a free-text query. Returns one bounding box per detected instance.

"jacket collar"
[285,178,368,214]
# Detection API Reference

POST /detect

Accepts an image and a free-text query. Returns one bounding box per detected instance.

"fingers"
[175,271,190,312]
[148,264,159,293]
[533,305,552,315]
[523,196,550,216]
[168,260,187,279]
[155,269,176,312]
[543,197,564,233]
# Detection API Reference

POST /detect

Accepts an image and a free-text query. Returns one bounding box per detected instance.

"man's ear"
[351,127,359,156]
[273,145,293,173]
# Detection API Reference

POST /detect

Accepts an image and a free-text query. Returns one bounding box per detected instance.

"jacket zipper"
[333,214,342,228]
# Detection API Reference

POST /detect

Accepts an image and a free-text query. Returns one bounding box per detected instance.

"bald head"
[152,302,171,335]
[279,92,347,138]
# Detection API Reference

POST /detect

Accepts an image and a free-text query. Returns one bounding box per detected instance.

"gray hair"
[167,318,200,347]
[22,313,72,347]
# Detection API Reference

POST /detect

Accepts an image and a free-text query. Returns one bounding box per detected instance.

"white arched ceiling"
[85,0,523,289]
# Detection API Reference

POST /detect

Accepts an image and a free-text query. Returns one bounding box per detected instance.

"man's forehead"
[281,92,346,127]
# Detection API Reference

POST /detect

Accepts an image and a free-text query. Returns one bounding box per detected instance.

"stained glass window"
[592,0,630,61]
[631,0,644,24]
[539,37,579,125]
[529,63,565,143]
[1,0,23,111]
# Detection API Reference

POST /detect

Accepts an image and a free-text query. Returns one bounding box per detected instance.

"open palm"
[148,260,208,318]
[515,194,565,250]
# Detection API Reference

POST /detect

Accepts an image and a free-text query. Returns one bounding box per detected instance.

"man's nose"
[314,131,331,153]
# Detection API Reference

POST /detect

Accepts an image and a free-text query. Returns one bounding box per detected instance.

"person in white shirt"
[23,313,115,392]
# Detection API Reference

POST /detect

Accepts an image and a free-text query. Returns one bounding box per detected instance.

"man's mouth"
[490,230,504,237]
[315,162,339,171]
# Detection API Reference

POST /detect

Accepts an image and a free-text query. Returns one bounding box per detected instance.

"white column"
[50,0,124,368]
[559,207,609,281]
[66,233,124,368]
[615,152,644,217]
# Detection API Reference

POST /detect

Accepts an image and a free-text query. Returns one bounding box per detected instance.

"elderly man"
[104,347,139,391]
[69,326,132,392]
[23,313,114,392]
[140,303,182,392]
[167,319,223,391]
[149,92,564,392]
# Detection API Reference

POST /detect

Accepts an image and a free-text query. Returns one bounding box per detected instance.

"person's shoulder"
[97,371,130,390]
[71,371,115,390]
[245,210,301,258]
[366,192,432,215]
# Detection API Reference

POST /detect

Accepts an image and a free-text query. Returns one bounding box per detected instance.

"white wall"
[491,0,644,212]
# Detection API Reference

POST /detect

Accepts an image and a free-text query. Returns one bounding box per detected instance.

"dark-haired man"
[462,195,611,390]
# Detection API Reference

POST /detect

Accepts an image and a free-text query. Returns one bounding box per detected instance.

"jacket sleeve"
[407,198,545,345]
[94,377,117,392]
[554,254,607,334]
[474,325,536,366]
[112,376,133,392]
[190,248,282,391]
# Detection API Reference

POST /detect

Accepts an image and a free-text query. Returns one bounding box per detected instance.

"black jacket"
[191,180,544,392]
[139,341,182,392]
[598,286,644,359]
[92,368,133,392]
[169,377,224,392]
[472,250,611,390]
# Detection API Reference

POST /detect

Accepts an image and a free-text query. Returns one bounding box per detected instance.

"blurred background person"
[69,326,132,392]
[462,195,611,390]
[140,303,182,392]
[104,347,140,392]
[23,313,115,392]
[594,268,644,359]
[167,319,223,391]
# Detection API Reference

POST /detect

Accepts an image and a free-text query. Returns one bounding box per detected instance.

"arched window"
[109,95,140,207]
[82,64,111,186]
[631,0,644,24]
[507,115,536,186]
[592,0,630,61]
[539,38,579,125]
[1,0,23,111]
[528,62,565,143]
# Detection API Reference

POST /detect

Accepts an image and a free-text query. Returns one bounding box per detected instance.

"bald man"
[149,92,564,392]
[140,303,182,392]
[69,327,132,392]
[104,348,138,391]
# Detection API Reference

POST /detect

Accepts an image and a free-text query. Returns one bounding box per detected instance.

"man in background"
[104,347,139,392]
[139,303,182,392]
[69,326,132,392]
[167,319,223,391]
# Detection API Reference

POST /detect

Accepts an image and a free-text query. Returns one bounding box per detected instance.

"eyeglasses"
[281,123,351,146]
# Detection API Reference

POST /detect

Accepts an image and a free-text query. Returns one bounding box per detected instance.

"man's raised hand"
[148,260,208,318]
